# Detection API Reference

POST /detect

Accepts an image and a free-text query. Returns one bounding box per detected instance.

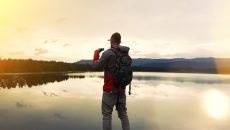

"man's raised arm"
[92,48,108,70]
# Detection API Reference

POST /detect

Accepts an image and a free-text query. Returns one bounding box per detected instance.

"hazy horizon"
[1,56,230,64]
[1,0,230,62]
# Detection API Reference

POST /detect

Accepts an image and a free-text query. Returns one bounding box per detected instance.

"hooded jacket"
[92,45,130,92]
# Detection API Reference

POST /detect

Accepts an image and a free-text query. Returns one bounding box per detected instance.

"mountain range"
[76,57,230,74]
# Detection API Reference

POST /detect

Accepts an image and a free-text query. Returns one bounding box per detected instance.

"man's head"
[108,32,121,45]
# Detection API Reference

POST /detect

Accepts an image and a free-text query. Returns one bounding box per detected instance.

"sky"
[0,0,230,62]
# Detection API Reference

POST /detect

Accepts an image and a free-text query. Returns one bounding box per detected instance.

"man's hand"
[93,48,104,64]
[95,48,104,53]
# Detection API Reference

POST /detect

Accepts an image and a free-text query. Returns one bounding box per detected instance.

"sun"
[0,0,22,29]
[0,0,16,15]
[202,89,230,119]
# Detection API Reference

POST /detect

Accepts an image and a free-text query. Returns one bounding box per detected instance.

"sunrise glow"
[0,0,230,62]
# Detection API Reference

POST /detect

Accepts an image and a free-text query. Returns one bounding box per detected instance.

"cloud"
[54,113,66,120]
[62,89,68,93]
[140,48,215,59]
[43,40,48,44]
[16,27,29,33]
[51,39,59,43]
[34,48,49,56]
[63,43,69,47]
[43,39,59,45]
[165,48,215,58]
[16,101,31,108]
[42,91,59,97]
[56,17,68,25]
[42,91,48,96]
[140,52,166,59]
[50,92,58,97]
[42,39,69,47]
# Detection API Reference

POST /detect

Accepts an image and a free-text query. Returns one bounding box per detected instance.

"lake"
[0,72,230,130]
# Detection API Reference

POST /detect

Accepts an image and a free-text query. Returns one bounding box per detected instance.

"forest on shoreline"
[0,59,92,73]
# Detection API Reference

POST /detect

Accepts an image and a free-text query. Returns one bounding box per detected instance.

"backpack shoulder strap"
[110,48,122,69]
[110,48,117,56]
[110,47,120,55]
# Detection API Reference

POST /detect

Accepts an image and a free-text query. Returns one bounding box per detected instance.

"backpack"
[110,47,133,95]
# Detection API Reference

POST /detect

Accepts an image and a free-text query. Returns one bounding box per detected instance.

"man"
[92,32,130,130]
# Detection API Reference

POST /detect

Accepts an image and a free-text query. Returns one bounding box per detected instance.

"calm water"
[0,72,230,130]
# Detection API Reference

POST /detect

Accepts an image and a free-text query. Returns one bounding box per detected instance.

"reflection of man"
[92,32,130,130]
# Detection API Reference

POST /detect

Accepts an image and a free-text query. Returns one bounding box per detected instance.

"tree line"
[0,59,93,73]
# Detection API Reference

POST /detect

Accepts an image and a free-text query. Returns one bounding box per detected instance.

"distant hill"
[76,60,92,65]
[76,58,176,66]
[76,57,230,74]
[76,57,217,66]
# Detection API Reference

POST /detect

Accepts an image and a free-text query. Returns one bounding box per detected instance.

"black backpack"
[111,48,133,95]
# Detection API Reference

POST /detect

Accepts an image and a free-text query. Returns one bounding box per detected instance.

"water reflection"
[71,72,230,84]
[0,73,85,89]
[1,72,230,89]
[0,72,230,130]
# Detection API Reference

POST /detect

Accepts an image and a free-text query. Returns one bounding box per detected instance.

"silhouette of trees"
[0,59,92,73]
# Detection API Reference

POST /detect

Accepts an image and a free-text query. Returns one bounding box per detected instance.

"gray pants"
[102,92,130,130]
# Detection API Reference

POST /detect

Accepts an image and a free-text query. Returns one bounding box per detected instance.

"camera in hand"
[98,48,104,52]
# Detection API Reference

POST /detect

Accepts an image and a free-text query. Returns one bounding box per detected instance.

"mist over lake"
[0,72,230,130]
